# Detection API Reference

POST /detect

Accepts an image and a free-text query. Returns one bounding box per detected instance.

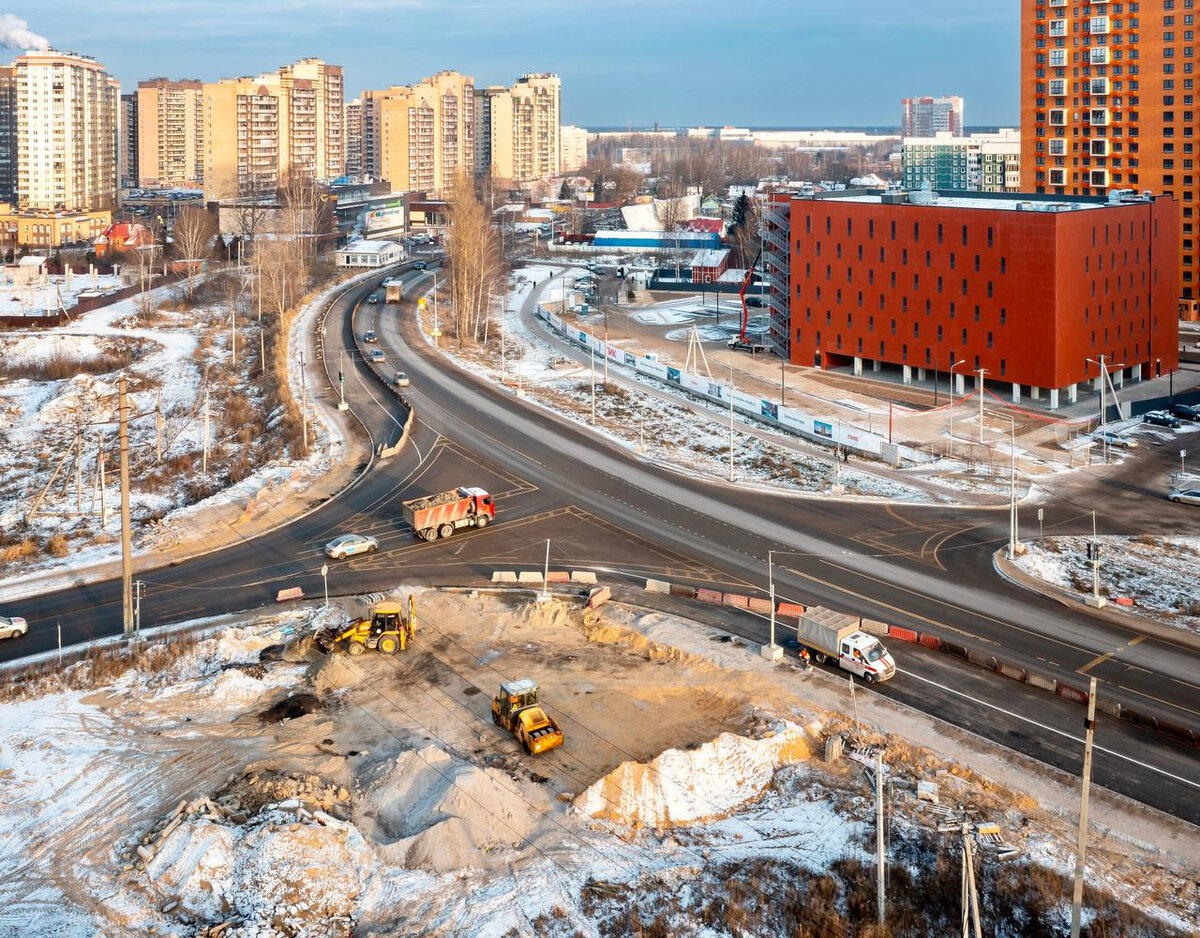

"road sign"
[418,298,427,310]
[321,563,328,578]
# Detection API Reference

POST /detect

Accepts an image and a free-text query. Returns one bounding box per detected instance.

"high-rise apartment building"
[119,92,138,189]
[902,129,1021,192]
[136,78,203,188]
[1021,0,1198,304]
[8,50,119,212]
[559,124,588,173]
[361,71,475,194]
[901,95,964,137]
[0,67,15,203]
[202,58,344,202]
[475,73,561,183]
[344,97,363,178]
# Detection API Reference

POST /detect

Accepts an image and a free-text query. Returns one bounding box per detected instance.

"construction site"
[0,586,1195,938]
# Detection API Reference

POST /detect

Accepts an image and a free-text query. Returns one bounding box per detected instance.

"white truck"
[796,606,896,683]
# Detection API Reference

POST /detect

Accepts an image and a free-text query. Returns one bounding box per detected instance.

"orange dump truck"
[402,486,495,541]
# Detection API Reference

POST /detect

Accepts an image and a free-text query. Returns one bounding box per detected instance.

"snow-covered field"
[422,266,929,502]
[1,270,124,318]
[1012,535,1200,633]
[0,270,349,585]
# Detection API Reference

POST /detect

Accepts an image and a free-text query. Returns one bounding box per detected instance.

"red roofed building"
[94,222,156,257]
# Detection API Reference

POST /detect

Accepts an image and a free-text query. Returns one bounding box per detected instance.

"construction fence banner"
[538,306,926,464]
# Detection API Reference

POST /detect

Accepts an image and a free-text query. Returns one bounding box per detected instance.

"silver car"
[324,534,379,559]
[1169,489,1200,507]
[0,615,28,640]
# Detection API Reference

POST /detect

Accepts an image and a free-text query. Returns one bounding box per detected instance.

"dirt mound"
[575,721,816,828]
[218,768,351,815]
[584,620,718,671]
[516,598,575,631]
[357,746,549,872]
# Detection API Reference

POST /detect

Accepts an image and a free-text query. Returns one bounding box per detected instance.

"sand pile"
[575,721,816,828]
[358,747,549,872]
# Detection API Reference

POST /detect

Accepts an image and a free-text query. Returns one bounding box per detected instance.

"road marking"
[900,668,1200,792]
[1078,651,1114,675]
[1118,684,1200,719]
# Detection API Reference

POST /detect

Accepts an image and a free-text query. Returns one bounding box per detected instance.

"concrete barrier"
[747,597,773,615]
[669,584,697,599]
[696,588,723,603]
[860,618,889,637]
[723,593,749,609]
[645,579,670,594]
[919,633,942,650]
[1113,596,1135,607]
[1155,720,1199,748]
[588,586,612,610]
[1056,682,1088,704]
[571,571,598,584]
[1097,697,1122,719]
[996,661,1027,682]
[1027,673,1057,693]
[941,642,969,660]
[517,571,543,584]
[888,626,919,643]
[275,586,304,603]
[777,602,805,617]
[546,571,570,584]
[491,571,518,583]
[967,649,996,670]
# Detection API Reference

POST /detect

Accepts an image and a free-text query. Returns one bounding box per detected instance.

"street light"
[949,358,966,459]
[1085,355,1123,465]
[986,410,1020,560]
[762,550,789,661]
[320,563,329,607]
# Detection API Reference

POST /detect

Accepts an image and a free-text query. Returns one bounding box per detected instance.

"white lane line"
[899,667,1200,791]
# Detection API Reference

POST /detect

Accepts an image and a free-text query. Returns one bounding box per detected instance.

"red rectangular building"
[764,189,1178,408]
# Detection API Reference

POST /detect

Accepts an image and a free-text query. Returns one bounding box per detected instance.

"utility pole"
[134,580,143,634]
[728,359,735,481]
[977,368,988,444]
[119,376,133,638]
[590,340,596,423]
[300,348,309,454]
[1070,677,1099,938]
[603,328,609,387]
[961,822,983,938]
[876,749,886,927]
[541,538,551,602]
[202,387,210,476]
[98,436,108,528]
[1086,510,1106,608]
[155,387,163,462]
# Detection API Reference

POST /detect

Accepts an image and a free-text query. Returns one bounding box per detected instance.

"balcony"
[1049,19,1068,37]
[1090,47,1109,65]
[1090,138,1110,156]
[1049,168,1068,186]
[1049,49,1068,67]
[1049,79,1067,96]
[1090,77,1110,95]
[1088,16,1110,34]
[1049,108,1068,126]
[1049,139,1067,156]
[1089,169,1110,188]
[1089,108,1110,126]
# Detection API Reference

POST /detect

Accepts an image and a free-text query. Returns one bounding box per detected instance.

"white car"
[394,372,410,387]
[371,349,385,363]
[0,615,28,640]
[324,534,379,559]
[1169,489,1200,507]
[1094,430,1137,449]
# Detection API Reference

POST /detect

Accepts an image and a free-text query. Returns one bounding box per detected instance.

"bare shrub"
[43,534,69,558]
[0,348,139,381]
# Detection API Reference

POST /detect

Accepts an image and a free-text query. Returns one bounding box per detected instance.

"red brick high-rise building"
[763,189,1178,408]
[1021,0,1198,313]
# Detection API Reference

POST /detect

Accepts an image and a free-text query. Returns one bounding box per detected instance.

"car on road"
[1094,430,1137,449]
[363,330,377,343]
[1169,403,1200,422]
[1143,410,1182,429]
[324,534,379,559]
[371,349,385,363]
[394,371,410,387]
[413,261,428,270]
[0,615,28,641]
[367,295,379,304]
[1169,488,1200,506]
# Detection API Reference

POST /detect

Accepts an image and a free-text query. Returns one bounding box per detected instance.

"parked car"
[413,261,428,270]
[324,534,379,559]
[394,371,410,387]
[0,615,28,641]
[1143,410,1182,429]
[363,330,377,343]
[1169,489,1200,506]
[1094,430,1138,449]
[371,349,385,363]
[1169,403,1200,422]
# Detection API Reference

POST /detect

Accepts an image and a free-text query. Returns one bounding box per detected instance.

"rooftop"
[338,239,398,253]
[814,188,1157,214]
[690,249,730,267]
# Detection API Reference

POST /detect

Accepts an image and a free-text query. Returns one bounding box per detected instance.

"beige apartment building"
[475,73,561,183]
[344,97,363,177]
[202,58,344,201]
[6,50,118,212]
[559,124,588,173]
[362,71,474,194]
[136,78,203,189]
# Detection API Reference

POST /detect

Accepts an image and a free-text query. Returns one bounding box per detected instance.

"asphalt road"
[4,266,1198,824]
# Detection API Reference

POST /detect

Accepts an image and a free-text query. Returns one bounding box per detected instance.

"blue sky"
[6,1,1018,127]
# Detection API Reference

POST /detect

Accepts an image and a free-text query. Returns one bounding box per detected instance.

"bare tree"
[657,192,688,279]
[172,206,217,300]
[446,173,504,346]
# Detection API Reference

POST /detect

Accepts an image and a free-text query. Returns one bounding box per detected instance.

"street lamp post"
[320,563,329,608]
[1085,510,1106,608]
[728,359,735,481]
[949,358,966,459]
[985,409,1020,559]
[976,367,988,444]
[761,551,784,661]
[1086,355,1109,464]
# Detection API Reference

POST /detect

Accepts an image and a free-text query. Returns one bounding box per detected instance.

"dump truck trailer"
[402,486,495,541]
[796,606,897,683]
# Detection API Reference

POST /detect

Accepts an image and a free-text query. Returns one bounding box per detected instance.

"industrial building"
[763,187,1178,410]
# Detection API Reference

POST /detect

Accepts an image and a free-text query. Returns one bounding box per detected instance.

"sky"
[4,1,1019,128]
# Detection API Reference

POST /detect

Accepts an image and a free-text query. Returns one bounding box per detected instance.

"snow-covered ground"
[1012,535,1200,634]
[0,270,348,586]
[1,270,124,318]
[421,266,930,502]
